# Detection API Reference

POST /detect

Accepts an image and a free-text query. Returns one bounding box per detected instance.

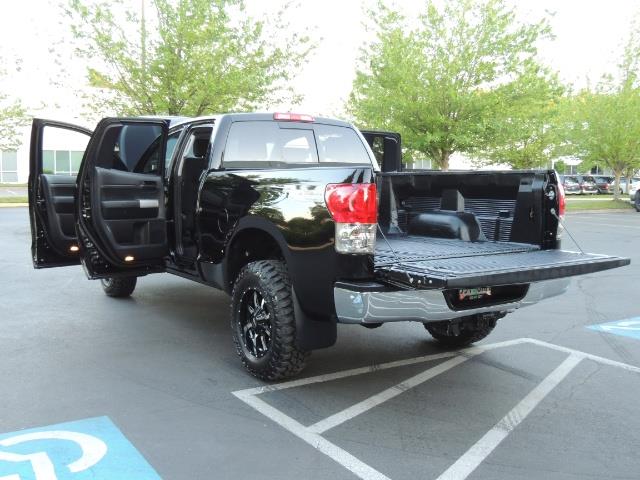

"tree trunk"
[440,151,451,171]
[626,173,633,199]
[613,171,622,201]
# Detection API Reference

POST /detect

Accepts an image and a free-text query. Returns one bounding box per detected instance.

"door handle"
[141,180,157,190]
[139,199,159,208]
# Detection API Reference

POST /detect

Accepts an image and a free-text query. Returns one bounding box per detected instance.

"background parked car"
[629,182,640,211]
[593,175,614,194]
[561,175,581,194]
[617,177,640,195]
[575,175,598,194]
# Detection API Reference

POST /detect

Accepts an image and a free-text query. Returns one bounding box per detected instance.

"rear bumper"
[334,278,570,324]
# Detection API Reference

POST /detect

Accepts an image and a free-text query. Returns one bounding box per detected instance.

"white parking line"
[308,354,473,434]
[234,338,527,397]
[232,338,640,480]
[435,353,583,480]
[234,391,393,480]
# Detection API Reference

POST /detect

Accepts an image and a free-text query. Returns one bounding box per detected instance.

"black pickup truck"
[28,113,629,380]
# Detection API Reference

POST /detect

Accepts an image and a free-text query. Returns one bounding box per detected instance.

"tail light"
[557,182,566,217]
[325,183,377,254]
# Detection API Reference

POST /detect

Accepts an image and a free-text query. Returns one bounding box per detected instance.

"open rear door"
[360,130,402,172]
[28,119,92,268]
[76,118,169,278]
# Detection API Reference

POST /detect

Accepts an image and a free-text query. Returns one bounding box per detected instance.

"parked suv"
[630,181,640,211]
[560,175,581,195]
[593,175,614,194]
[575,175,598,194]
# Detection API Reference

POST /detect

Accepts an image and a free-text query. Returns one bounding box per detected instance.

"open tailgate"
[375,239,630,290]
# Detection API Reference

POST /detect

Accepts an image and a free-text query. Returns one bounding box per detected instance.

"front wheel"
[231,260,310,381]
[635,192,640,212]
[100,277,137,298]
[424,313,502,348]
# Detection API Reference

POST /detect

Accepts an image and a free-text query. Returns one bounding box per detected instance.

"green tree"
[348,0,554,170]
[568,87,640,200]
[0,64,27,151]
[478,66,565,169]
[563,19,640,200]
[65,0,312,116]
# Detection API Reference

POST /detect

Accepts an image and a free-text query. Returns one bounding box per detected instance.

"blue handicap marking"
[0,416,161,480]
[588,317,640,341]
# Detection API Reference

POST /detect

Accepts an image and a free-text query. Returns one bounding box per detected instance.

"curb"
[0,203,28,208]
[566,208,636,214]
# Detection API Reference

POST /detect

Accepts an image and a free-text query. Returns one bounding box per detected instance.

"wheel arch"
[224,217,292,293]
[224,216,337,351]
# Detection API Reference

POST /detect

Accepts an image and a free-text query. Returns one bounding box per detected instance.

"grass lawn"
[0,183,26,187]
[0,196,28,203]
[566,197,634,211]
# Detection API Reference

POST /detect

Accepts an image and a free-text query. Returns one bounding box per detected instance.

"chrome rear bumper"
[334,278,570,324]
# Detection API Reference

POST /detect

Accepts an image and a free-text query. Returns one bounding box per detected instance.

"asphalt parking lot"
[1,207,639,479]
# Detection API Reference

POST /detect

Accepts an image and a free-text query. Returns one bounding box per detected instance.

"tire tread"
[231,260,309,381]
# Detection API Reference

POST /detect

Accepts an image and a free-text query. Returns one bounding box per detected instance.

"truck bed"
[375,235,629,290]
[375,235,538,266]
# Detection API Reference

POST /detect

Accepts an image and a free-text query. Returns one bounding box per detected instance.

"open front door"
[360,130,402,172]
[28,119,92,268]
[76,118,169,278]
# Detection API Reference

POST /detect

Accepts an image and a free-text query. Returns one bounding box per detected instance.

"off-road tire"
[231,260,310,381]
[424,314,499,348]
[100,277,137,298]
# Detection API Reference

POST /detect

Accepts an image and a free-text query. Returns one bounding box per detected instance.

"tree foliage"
[0,63,27,151]
[563,20,640,199]
[566,87,640,199]
[348,0,556,170]
[477,66,565,169]
[65,0,312,116]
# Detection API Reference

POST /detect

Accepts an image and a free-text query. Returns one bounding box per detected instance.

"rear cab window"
[222,120,373,168]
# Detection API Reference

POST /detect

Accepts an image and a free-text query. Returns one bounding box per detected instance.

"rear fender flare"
[225,216,337,351]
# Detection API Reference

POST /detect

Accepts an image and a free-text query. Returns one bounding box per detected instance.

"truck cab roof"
[166,112,353,129]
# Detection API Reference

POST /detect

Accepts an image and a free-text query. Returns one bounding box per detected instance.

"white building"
[1,122,91,184]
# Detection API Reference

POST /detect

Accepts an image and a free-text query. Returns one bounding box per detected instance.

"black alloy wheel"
[230,260,309,381]
[238,289,273,359]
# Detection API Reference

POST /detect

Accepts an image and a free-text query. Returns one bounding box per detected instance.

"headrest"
[193,137,209,158]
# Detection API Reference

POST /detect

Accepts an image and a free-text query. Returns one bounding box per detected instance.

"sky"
[0,0,639,126]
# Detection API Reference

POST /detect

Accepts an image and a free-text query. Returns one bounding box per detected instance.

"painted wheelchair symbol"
[0,431,107,480]
[599,319,640,331]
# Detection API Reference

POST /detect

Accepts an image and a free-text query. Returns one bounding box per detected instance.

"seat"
[181,137,210,234]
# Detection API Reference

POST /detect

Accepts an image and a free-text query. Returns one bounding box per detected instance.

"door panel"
[28,119,92,268]
[94,167,166,260]
[77,118,169,278]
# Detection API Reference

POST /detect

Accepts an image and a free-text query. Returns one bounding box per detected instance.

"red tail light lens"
[325,183,377,224]
[557,182,566,217]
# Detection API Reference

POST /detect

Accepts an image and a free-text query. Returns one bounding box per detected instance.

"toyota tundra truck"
[28,113,630,380]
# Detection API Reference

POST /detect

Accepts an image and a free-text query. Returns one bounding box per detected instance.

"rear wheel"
[424,313,502,348]
[231,260,309,381]
[635,192,640,212]
[100,277,137,297]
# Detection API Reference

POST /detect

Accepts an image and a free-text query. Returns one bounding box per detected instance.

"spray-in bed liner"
[375,235,629,289]
[375,235,538,266]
